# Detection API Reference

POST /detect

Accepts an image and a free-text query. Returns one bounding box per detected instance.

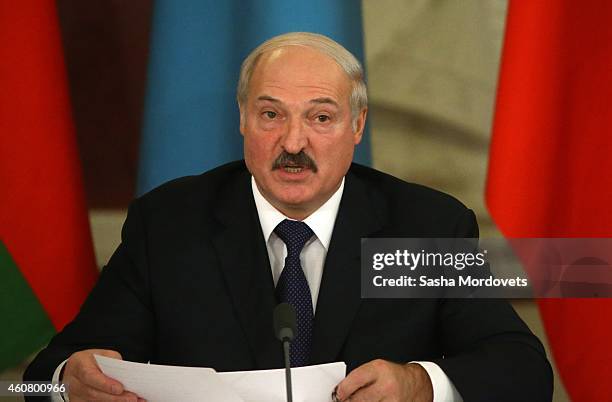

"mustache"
[272,151,318,173]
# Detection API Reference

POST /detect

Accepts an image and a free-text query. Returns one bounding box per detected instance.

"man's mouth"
[272,151,318,173]
[282,164,307,173]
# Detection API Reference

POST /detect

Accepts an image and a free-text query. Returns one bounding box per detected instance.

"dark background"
[57,0,152,208]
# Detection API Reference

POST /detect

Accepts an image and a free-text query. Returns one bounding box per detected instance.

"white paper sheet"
[218,362,346,402]
[95,355,242,402]
[95,355,345,402]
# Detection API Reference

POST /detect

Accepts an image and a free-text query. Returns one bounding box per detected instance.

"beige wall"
[363,1,568,400]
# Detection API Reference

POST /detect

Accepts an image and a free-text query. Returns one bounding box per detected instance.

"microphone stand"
[282,339,293,402]
[274,303,296,402]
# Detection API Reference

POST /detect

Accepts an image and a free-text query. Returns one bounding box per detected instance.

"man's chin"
[268,190,318,216]
[275,194,315,209]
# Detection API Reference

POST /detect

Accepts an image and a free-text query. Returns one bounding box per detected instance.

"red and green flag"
[0,1,98,370]
[487,1,612,400]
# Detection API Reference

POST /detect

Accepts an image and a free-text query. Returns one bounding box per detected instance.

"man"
[25,32,553,401]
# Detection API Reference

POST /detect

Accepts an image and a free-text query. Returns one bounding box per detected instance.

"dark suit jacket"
[25,161,553,401]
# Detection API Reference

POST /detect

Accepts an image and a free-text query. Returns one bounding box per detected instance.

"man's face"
[240,46,367,219]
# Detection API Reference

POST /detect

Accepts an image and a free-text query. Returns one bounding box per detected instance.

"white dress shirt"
[52,176,462,402]
[251,176,342,311]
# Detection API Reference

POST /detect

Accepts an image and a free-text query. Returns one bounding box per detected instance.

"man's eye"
[316,115,330,123]
[263,111,277,119]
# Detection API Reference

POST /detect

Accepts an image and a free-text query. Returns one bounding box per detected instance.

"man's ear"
[239,104,246,136]
[353,107,368,145]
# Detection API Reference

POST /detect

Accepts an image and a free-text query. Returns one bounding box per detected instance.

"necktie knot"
[274,219,314,257]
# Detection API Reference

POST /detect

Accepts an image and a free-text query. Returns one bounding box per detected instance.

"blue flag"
[137,0,371,195]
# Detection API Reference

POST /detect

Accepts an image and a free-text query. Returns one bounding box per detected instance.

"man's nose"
[280,117,308,154]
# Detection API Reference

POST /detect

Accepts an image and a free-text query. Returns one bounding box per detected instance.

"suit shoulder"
[349,163,469,214]
[135,160,248,211]
[348,164,476,236]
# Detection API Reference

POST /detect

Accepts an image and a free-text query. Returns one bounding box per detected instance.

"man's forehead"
[255,94,340,108]
[253,46,347,81]
[248,46,351,103]
[262,47,291,63]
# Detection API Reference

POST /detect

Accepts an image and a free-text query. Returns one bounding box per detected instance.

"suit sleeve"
[23,200,155,384]
[433,209,553,402]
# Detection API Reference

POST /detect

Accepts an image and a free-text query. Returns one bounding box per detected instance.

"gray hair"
[237,32,368,129]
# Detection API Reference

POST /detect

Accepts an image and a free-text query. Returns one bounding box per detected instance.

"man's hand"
[62,349,144,402]
[335,360,433,402]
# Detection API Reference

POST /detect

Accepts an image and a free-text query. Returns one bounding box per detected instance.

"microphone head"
[273,302,297,342]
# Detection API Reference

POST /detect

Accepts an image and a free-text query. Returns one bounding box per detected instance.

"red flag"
[487,1,612,400]
[0,1,98,368]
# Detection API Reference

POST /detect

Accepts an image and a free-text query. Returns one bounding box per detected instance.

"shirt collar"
[251,176,344,250]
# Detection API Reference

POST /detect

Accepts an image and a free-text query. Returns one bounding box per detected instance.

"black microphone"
[273,303,297,402]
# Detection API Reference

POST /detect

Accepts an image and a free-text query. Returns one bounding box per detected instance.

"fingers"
[70,350,124,394]
[340,384,383,402]
[336,360,424,402]
[64,348,141,401]
[95,349,123,360]
[69,376,140,402]
[336,359,383,401]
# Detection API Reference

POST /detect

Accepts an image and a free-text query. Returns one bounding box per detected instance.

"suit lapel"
[310,168,384,364]
[211,169,283,369]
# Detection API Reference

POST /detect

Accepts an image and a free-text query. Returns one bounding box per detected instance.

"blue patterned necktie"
[274,219,315,367]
